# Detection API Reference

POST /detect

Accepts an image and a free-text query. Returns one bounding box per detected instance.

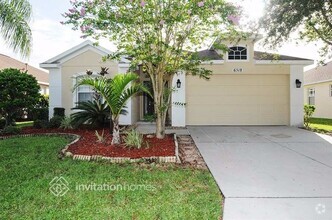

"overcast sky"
[0,0,321,70]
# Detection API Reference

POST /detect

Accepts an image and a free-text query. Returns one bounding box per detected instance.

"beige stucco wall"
[202,62,290,75]
[304,81,332,119]
[61,50,118,116]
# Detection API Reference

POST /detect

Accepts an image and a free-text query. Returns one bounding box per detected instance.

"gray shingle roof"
[254,51,312,61]
[304,60,332,85]
[196,49,223,60]
[196,49,312,61]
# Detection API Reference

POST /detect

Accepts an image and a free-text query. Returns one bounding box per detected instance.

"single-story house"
[40,38,313,127]
[304,60,332,118]
[0,53,49,95]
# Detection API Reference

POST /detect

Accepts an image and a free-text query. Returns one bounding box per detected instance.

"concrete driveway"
[188,126,332,220]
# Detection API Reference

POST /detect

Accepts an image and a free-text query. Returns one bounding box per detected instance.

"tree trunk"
[156,112,165,139]
[109,111,113,134]
[111,116,121,145]
[154,78,166,139]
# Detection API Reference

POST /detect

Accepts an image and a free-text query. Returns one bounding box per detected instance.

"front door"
[143,81,154,117]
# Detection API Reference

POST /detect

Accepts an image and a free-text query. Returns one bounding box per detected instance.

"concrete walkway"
[188,126,332,220]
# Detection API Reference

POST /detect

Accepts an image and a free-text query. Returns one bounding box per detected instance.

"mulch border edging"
[1,132,179,163]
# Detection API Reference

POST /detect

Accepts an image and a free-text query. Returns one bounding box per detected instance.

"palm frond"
[0,0,32,57]
[74,73,145,122]
[71,100,110,128]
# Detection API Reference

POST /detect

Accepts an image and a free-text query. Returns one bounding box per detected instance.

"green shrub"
[49,116,63,128]
[33,120,49,129]
[0,68,40,126]
[31,108,49,120]
[143,114,156,122]
[304,105,316,128]
[60,117,73,130]
[71,101,111,128]
[123,129,143,149]
[53,108,65,117]
[1,126,21,135]
[0,118,6,129]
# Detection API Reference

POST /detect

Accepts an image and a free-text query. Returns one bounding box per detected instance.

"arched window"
[228,46,247,60]
[73,73,98,107]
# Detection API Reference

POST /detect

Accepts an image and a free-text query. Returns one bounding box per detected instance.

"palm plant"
[71,100,111,129]
[75,73,148,144]
[0,0,32,57]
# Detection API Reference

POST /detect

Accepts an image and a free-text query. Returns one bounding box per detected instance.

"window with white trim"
[308,88,315,105]
[77,84,95,102]
[228,46,247,60]
[74,75,96,106]
[330,85,332,97]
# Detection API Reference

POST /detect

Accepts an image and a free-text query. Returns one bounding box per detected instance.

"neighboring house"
[40,39,313,126]
[0,54,49,95]
[304,61,332,119]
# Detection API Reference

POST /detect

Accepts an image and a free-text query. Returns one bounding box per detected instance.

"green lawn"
[15,121,33,128]
[0,136,222,219]
[309,118,332,132]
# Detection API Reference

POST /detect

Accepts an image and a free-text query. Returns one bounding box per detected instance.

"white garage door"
[186,74,290,125]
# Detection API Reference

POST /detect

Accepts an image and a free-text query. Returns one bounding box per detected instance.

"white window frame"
[330,84,332,97]
[72,72,99,108]
[227,45,249,62]
[308,88,315,105]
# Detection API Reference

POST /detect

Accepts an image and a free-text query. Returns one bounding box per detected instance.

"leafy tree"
[63,0,240,139]
[75,73,147,144]
[260,0,332,58]
[0,0,33,57]
[0,68,40,126]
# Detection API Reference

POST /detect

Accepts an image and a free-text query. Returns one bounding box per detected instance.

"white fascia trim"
[304,79,332,86]
[201,60,224,65]
[58,46,108,64]
[118,63,131,68]
[255,60,314,65]
[38,81,49,86]
[44,40,108,63]
[39,63,60,69]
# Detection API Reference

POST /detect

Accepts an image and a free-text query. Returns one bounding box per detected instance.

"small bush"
[54,108,65,117]
[49,116,63,128]
[1,126,21,135]
[0,118,6,129]
[31,108,49,121]
[60,117,73,130]
[33,120,49,129]
[95,130,106,143]
[304,105,316,129]
[123,129,143,149]
[143,114,156,122]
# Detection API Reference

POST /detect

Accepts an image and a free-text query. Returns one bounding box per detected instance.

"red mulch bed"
[16,127,175,159]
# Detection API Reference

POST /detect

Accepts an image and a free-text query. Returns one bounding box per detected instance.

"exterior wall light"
[176,79,181,88]
[295,79,302,88]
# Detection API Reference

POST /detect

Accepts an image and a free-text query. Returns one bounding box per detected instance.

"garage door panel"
[186,74,290,125]
[260,86,289,96]
[188,95,265,105]
[188,85,261,96]
[258,96,289,105]
[258,75,289,85]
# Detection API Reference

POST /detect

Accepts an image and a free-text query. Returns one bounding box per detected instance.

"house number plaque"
[233,68,243,73]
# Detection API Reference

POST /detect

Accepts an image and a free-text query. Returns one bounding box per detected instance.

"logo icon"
[49,176,69,197]
[315,203,326,215]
